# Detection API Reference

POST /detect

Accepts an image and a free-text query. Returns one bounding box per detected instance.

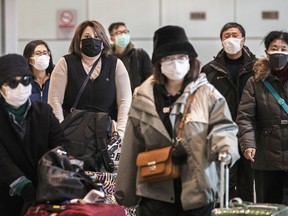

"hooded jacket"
[201,46,256,120]
[237,58,288,170]
[115,73,240,210]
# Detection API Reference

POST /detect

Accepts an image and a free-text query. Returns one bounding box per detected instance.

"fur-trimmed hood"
[253,58,271,81]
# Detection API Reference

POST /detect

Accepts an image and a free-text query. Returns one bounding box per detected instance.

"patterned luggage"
[85,171,136,216]
[212,154,288,216]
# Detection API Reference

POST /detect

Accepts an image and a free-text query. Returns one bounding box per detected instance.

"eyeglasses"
[161,55,189,64]
[5,76,33,89]
[111,30,130,36]
[33,50,50,56]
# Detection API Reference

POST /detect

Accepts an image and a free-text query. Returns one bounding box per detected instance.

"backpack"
[60,109,115,172]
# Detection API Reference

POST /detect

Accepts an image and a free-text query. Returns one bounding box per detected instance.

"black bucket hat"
[151,25,198,64]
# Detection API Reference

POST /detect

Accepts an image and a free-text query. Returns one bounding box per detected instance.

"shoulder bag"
[136,90,197,182]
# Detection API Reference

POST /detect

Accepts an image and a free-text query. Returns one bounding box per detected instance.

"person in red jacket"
[0,54,69,216]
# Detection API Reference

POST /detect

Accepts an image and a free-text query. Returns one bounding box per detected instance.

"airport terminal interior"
[1,0,288,65]
[1,0,288,214]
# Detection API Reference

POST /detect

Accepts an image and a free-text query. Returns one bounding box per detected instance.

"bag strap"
[262,80,288,114]
[71,57,101,112]
[176,89,198,144]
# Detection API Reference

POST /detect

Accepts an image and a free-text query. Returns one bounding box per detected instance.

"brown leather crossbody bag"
[136,90,197,183]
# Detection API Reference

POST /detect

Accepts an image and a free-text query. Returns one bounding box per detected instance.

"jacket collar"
[132,73,209,115]
[254,58,271,80]
[131,74,209,141]
[211,46,256,73]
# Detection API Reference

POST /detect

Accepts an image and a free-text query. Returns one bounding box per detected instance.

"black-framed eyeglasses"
[5,76,33,89]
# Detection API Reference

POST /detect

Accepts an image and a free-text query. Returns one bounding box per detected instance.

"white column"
[3,0,18,54]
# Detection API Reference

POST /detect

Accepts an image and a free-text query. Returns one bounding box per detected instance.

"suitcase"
[25,203,125,216]
[212,153,288,216]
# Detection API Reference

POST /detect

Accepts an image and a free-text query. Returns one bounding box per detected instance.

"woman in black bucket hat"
[115,26,240,216]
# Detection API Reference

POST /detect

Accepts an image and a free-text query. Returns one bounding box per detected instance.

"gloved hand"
[172,144,187,165]
[21,183,36,216]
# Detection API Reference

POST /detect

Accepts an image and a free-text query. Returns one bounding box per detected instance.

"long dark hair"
[23,40,54,74]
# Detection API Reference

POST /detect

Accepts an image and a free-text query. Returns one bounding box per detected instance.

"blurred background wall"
[1,0,288,66]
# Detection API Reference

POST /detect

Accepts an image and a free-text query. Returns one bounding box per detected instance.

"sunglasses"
[5,76,33,89]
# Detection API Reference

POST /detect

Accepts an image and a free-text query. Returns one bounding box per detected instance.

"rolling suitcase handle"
[214,154,288,215]
[218,152,230,209]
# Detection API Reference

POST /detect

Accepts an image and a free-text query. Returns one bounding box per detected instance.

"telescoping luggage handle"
[218,152,230,209]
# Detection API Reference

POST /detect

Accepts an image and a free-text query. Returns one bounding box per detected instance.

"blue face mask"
[115,34,131,48]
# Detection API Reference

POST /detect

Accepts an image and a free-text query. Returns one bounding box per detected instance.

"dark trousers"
[138,197,214,216]
[138,178,214,216]
[254,170,288,205]
[229,155,254,202]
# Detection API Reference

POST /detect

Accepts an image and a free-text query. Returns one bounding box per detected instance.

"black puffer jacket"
[237,59,288,170]
[201,46,256,120]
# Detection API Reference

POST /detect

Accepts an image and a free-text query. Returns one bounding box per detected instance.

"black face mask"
[81,38,103,57]
[269,52,288,70]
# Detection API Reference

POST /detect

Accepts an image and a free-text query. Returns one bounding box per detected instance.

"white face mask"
[0,83,32,107]
[161,59,190,81]
[222,37,244,55]
[32,55,50,71]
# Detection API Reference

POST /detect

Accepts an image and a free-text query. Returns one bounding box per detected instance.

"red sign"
[57,10,77,39]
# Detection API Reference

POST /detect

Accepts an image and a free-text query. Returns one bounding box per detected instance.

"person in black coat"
[108,22,153,93]
[237,31,288,204]
[201,22,256,202]
[0,54,69,216]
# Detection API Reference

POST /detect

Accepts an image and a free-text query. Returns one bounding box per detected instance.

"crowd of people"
[0,18,287,216]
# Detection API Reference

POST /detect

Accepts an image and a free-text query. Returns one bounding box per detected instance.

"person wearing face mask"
[48,20,132,140]
[0,54,70,216]
[201,22,256,202]
[108,22,153,92]
[23,40,54,103]
[115,25,240,216]
[237,31,288,205]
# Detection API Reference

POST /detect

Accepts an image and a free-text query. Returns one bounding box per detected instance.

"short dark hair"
[108,22,126,35]
[220,22,246,39]
[263,31,288,49]
[69,20,111,57]
[23,40,54,74]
